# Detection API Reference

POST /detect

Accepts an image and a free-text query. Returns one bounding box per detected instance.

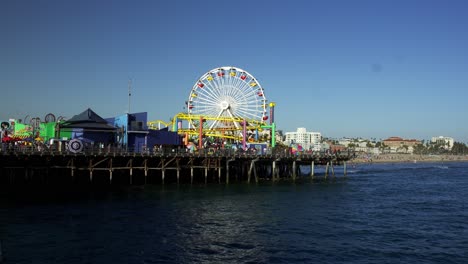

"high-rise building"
[284,128,322,151]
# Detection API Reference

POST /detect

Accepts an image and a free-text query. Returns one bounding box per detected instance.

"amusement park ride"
[1,66,278,152]
[0,113,64,144]
[148,66,277,150]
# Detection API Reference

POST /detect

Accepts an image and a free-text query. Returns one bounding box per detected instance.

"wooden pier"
[0,147,354,187]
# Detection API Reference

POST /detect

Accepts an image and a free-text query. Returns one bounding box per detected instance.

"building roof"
[383,137,421,144]
[60,108,117,131]
[384,137,404,141]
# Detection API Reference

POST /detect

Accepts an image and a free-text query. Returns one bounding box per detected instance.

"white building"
[431,136,454,150]
[338,138,352,147]
[284,128,322,151]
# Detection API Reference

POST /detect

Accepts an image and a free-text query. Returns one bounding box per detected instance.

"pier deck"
[1,146,354,186]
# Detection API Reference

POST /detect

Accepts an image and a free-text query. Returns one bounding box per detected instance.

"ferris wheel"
[186,66,268,131]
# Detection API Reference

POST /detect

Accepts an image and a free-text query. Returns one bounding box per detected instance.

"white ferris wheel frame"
[186,66,268,131]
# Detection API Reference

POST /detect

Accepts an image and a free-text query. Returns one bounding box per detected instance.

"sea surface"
[1,162,468,264]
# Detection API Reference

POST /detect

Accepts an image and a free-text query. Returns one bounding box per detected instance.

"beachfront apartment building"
[284,128,321,151]
[382,137,421,153]
[431,136,454,150]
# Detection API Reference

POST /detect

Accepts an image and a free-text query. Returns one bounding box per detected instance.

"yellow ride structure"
[148,112,268,141]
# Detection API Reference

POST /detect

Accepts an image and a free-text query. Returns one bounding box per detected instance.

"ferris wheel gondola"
[186,66,268,132]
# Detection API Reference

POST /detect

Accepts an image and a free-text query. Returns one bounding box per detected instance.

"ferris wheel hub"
[220,101,230,110]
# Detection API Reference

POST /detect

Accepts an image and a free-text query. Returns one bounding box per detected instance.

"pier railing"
[0,143,354,161]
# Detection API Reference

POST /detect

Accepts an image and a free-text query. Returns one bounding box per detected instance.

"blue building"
[107,112,182,153]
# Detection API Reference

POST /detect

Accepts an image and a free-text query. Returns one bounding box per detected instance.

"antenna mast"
[128,79,132,114]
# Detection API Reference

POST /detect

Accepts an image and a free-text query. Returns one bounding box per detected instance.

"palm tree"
[402,144,409,153]
[378,142,387,154]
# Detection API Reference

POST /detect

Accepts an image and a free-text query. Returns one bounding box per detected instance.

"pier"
[0,146,354,187]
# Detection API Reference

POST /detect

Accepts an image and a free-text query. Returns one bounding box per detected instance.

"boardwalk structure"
[0,145,354,187]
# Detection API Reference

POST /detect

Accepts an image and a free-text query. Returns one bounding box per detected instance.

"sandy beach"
[351,153,468,164]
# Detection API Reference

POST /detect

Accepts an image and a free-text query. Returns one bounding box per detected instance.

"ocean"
[1,162,467,263]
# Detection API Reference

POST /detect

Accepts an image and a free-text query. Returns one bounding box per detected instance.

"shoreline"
[350,153,468,164]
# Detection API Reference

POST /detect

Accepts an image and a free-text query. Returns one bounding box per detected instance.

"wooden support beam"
[218,159,222,184]
[248,162,252,183]
[161,159,165,184]
[144,159,148,184]
[176,158,180,184]
[109,158,113,184]
[253,161,258,183]
[89,159,93,183]
[189,157,194,184]
[292,160,297,181]
[325,162,329,179]
[190,166,194,184]
[226,158,235,184]
[272,160,276,181]
[275,159,281,180]
[311,160,315,179]
[91,157,109,168]
[128,159,133,185]
[343,161,347,177]
[330,160,335,177]
[69,158,75,182]
[248,158,258,183]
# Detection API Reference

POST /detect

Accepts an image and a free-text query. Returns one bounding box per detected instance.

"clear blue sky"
[2,0,468,142]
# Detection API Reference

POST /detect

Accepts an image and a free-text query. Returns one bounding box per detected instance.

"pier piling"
[343,161,347,177]
[272,160,277,181]
[248,158,259,183]
[292,161,297,181]
[310,160,315,179]
[330,161,335,177]
[128,159,133,185]
[109,158,113,184]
